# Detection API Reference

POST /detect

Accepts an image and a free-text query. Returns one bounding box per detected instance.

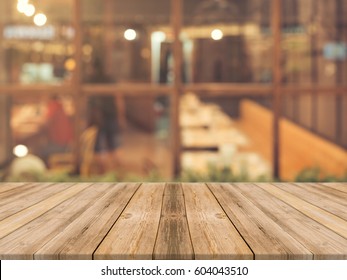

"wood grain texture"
[207,183,312,259]
[320,183,347,194]
[153,183,194,260]
[0,183,75,221]
[94,183,165,260]
[271,183,347,221]
[0,183,52,202]
[256,183,347,239]
[0,183,27,194]
[182,183,253,259]
[35,183,140,260]
[0,183,91,240]
[233,183,347,259]
[0,183,106,259]
[0,182,346,260]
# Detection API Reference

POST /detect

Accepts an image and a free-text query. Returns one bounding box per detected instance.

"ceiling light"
[24,4,35,17]
[17,2,27,13]
[211,29,223,40]
[124,29,137,41]
[34,13,47,26]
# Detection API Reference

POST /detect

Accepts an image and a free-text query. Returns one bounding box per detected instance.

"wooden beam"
[171,0,183,178]
[82,83,172,95]
[73,0,83,172]
[0,85,73,95]
[2,84,345,97]
[282,86,347,95]
[184,83,272,95]
[272,0,282,179]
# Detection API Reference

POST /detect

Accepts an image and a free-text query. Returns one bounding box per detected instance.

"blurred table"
[0,182,346,260]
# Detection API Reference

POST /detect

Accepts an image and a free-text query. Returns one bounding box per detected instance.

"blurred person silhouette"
[40,95,73,165]
[86,58,120,174]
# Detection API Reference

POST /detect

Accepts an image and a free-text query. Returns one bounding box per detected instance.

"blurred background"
[0,0,346,182]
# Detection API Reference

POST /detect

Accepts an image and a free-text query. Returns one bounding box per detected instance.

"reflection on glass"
[78,94,172,180]
[279,0,347,165]
[180,93,272,181]
[0,0,74,85]
[182,0,272,83]
[82,0,171,83]
[8,94,75,180]
[282,0,347,85]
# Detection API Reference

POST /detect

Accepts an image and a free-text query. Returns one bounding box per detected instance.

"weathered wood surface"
[183,183,253,260]
[94,183,165,260]
[153,183,194,260]
[0,182,346,260]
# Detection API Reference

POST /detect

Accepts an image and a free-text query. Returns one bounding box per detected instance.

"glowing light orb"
[24,4,35,17]
[211,29,223,40]
[124,29,137,41]
[13,145,29,158]
[34,13,47,26]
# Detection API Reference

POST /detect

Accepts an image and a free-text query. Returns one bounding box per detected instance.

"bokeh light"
[124,29,137,41]
[24,4,35,17]
[17,1,28,13]
[13,145,29,158]
[211,29,223,40]
[34,13,47,26]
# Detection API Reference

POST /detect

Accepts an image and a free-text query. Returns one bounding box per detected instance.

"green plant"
[295,166,347,182]
[178,164,272,182]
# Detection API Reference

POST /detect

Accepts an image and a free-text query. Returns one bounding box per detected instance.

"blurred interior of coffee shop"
[0,0,346,182]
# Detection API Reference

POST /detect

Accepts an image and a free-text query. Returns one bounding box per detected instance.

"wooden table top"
[0,182,346,260]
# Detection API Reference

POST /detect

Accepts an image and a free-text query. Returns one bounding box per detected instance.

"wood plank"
[232,183,347,259]
[0,183,76,221]
[182,183,253,260]
[320,183,347,194]
[0,182,53,201]
[94,183,165,260]
[0,183,92,239]
[0,183,27,194]
[271,183,347,221]
[35,183,141,260]
[256,183,347,239]
[153,183,194,260]
[300,183,347,201]
[0,182,346,260]
[0,183,112,259]
[207,183,312,260]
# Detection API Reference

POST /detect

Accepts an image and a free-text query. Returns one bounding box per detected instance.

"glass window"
[280,91,347,181]
[9,93,75,180]
[282,0,347,85]
[81,0,172,84]
[81,93,172,180]
[0,0,74,85]
[182,0,273,84]
[180,93,273,181]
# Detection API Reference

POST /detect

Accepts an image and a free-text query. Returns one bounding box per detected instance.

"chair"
[48,126,98,177]
[79,126,98,176]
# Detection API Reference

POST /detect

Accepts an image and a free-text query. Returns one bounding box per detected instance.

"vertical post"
[310,0,318,133]
[272,0,282,179]
[103,0,113,77]
[335,0,343,145]
[0,8,13,169]
[73,0,83,170]
[0,95,12,168]
[171,0,183,178]
[73,0,82,89]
